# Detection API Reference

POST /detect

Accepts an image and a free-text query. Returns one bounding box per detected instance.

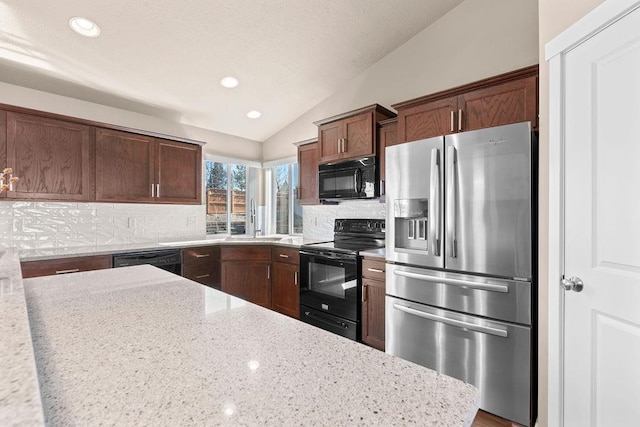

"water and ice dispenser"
[394,199,430,253]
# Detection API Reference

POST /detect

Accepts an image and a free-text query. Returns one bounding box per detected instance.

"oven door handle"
[392,304,508,338]
[303,311,349,329]
[299,251,355,262]
[393,269,509,293]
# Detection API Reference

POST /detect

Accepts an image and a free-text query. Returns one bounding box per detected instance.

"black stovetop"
[301,218,385,255]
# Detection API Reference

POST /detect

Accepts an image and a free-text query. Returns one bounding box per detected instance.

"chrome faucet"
[250,199,261,237]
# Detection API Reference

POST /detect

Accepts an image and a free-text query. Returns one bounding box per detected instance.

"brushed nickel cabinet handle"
[294,271,299,286]
[450,111,455,132]
[56,269,80,274]
[156,184,160,198]
[279,254,289,258]
[196,274,210,279]
[195,254,210,258]
[151,183,155,197]
[367,268,384,273]
[458,109,463,131]
[267,265,270,279]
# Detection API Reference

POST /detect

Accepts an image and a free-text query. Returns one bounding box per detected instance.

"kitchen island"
[3,250,479,426]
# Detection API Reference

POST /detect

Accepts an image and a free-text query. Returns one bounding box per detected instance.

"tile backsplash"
[0,201,206,250]
[302,200,386,241]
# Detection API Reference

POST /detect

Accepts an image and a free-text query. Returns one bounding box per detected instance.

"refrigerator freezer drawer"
[386,296,532,426]
[386,263,531,325]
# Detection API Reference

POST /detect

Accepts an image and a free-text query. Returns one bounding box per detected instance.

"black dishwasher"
[112,249,182,275]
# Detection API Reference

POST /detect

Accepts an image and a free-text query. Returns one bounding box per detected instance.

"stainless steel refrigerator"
[385,122,537,426]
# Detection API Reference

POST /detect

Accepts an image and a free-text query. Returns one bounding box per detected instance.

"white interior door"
[563,6,640,426]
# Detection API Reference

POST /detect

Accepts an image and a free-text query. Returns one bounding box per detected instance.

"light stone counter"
[359,247,386,259]
[22,265,479,426]
[0,249,45,426]
[18,236,323,262]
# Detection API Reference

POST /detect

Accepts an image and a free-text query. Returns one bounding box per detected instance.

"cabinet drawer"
[183,263,220,289]
[271,247,299,265]
[221,246,271,261]
[362,258,386,281]
[182,246,219,266]
[21,255,112,279]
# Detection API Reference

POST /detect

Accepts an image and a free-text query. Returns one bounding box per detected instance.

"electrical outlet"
[128,217,137,228]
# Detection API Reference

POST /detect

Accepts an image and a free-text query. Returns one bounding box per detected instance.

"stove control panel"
[334,219,385,234]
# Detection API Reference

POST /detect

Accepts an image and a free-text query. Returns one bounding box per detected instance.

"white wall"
[0,81,264,161]
[537,0,605,426]
[262,0,540,161]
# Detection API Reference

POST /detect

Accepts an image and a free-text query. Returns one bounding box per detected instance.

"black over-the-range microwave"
[318,156,378,200]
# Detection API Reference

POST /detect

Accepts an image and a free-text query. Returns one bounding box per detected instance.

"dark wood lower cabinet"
[361,257,386,351]
[20,255,112,279]
[221,261,271,308]
[182,246,220,289]
[271,261,299,318]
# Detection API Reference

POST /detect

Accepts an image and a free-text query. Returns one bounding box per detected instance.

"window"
[269,162,302,235]
[205,161,252,235]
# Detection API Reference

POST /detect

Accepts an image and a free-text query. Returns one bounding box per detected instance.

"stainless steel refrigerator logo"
[488,137,509,146]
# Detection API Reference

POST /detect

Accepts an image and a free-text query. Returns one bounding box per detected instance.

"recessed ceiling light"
[247,111,261,119]
[220,77,239,88]
[69,17,100,37]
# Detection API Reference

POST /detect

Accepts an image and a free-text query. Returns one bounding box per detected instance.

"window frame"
[266,157,301,236]
[204,155,260,236]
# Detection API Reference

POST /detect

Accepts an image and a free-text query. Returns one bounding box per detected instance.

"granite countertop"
[18,235,324,262]
[0,249,45,426]
[17,265,480,426]
[360,247,386,259]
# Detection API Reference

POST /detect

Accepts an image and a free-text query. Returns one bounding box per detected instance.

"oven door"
[299,250,359,321]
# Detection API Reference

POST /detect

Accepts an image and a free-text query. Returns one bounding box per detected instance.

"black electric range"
[299,219,385,341]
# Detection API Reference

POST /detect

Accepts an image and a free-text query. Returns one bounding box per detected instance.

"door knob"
[561,276,584,292]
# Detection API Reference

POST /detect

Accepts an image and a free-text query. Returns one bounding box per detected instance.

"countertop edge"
[18,236,321,262]
[0,249,45,426]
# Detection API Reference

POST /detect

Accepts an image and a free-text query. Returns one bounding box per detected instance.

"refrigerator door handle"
[392,303,508,338]
[393,269,509,293]
[446,145,458,258]
[429,148,441,255]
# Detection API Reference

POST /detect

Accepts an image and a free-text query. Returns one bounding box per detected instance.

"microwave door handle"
[446,145,458,258]
[353,169,358,194]
[429,148,441,255]
[353,169,362,194]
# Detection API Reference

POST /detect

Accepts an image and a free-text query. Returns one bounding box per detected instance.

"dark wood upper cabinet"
[95,129,202,204]
[393,65,539,144]
[156,138,202,204]
[377,118,397,198]
[0,103,203,205]
[457,75,538,132]
[314,104,396,164]
[4,112,92,201]
[318,121,343,163]
[95,128,156,202]
[297,140,319,205]
[397,96,458,143]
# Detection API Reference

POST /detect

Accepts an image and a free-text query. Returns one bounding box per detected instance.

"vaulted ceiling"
[0,0,464,141]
